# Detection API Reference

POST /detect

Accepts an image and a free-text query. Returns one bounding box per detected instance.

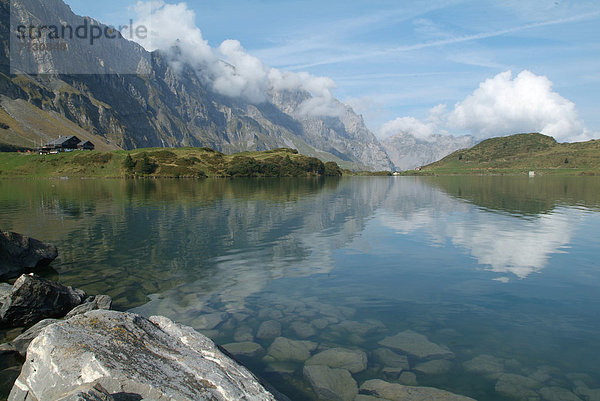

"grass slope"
[415,133,600,175]
[0,147,343,178]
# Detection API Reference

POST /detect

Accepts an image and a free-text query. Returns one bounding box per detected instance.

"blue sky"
[65,0,600,140]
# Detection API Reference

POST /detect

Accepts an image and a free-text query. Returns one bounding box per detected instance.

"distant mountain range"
[381,133,476,171]
[0,0,472,171]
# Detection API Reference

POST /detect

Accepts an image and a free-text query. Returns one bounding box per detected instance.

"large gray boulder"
[0,231,58,279]
[0,274,86,328]
[9,310,281,401]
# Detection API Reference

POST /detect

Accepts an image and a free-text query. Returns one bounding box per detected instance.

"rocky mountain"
[0,0,393,170]
[381,133,476,171]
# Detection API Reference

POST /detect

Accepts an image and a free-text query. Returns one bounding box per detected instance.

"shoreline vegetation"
[0,147,352,179]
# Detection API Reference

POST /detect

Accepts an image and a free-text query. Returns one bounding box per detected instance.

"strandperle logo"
[10,0,152,75]
[15,19,148,47]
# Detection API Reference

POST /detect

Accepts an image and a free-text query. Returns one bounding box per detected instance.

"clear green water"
[1,177,600,400]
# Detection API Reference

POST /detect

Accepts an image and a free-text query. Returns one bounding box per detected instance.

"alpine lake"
[1,176,599,401]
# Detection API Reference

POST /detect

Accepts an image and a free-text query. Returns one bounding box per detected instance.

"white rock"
[8,310,281,401]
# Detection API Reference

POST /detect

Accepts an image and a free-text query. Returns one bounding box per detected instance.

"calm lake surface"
[1,176,600,400]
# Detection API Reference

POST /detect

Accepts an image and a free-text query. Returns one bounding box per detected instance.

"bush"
[123,154,136,170]
[136,153,157,175]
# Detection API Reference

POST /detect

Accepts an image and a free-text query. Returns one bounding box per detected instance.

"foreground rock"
[305,347,367,373]
[0,231,58,280]
[303,365,358,401]
[378,330,454,360]
[360,379,476,401]
[9,310,282,401]
[0,274,86,328]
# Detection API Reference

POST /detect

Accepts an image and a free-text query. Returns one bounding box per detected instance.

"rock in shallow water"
[378,330,454,360]
[303,365,358,401]
[0,274,86,328]
[257,320,281,340]
[267,337,317,362]
[0,231,58,280]
[413,359,453,375]
[64,295,112,319]
[8,310,281,401]
[223,342,266,358]
[360,379,476,401]
[495,373,542,401]
[539,387,583,401]
[305,347,367,374]
[463,354,504,377]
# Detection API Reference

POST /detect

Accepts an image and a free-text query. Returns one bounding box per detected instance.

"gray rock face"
[305,347,367,374]
[0,232,58,280]
[378,330,454,360]
[65,295,112,319]
[9,318,59,357]
[0,274,86,328]
[303,365,358,401]
[54,382,114,401]
[257,320,282,340]
[267,337,317,362]
[381,133,476,171]
[359,379,476,401]
[9,310,280,401]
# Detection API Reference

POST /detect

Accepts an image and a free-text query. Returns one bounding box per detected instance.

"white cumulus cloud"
[126,1,343,114]
[379,70,593,143]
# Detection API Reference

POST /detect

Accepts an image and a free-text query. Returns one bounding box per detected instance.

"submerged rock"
[413,359,453,375]
[399,371,418,386]
[378,330,454,360]
[0,231,58,280]
[267,337,317,362]
[64,295,112,319]
[257,320,282,340]
[303,365,358,401]
[373,348,410,370]
[305,347,367,373]
[495,373,542,401]
[290,321,316,338]
[539,387,582,401]
[359,379,476,401]
[0,274,86,328]
[233,325,255,342]
[463,354,504,378]
[223,342,266,358]
[9,310,281,401]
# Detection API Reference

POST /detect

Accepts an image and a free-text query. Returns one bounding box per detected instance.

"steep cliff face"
[0,0,393,170]
[381,133,476,171]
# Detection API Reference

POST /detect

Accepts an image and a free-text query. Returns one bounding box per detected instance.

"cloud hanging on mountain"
[379,70,591,143]
[127,1,341,114]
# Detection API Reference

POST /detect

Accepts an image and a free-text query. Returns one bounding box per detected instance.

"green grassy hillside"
[0,148,343,178]
[415,133,600,175]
